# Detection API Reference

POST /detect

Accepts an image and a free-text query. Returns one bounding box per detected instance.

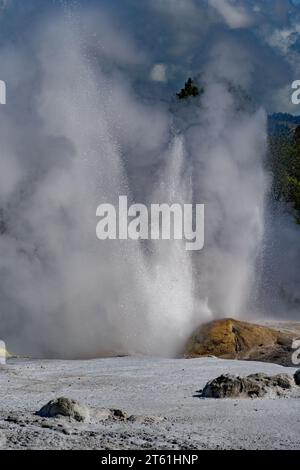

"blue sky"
[0,0,299,113]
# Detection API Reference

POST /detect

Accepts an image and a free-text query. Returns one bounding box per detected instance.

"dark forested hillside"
[268,114,300,222]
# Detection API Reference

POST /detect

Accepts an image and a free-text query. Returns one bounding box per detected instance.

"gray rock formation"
[37,397,90,422]
[200,373,294,398]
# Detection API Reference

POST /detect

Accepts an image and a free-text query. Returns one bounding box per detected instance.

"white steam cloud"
[208,0,254,29]
[0,1,298,357]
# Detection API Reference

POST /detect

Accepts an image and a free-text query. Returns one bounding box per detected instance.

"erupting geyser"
[0,8,268,359]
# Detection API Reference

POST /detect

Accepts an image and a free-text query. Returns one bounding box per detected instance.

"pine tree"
[177,78,202,100]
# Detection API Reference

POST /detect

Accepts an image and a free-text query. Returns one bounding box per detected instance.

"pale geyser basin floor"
[0,357,300,450]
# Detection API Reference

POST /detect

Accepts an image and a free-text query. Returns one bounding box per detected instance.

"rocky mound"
[37,397,90,422]
[185,318,300,366]
[36,398,164,427]
[200,372,295,399]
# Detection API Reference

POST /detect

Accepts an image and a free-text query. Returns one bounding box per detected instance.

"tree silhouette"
[177,77,202,100]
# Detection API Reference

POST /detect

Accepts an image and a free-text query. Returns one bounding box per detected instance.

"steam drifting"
[0,1,298,358]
